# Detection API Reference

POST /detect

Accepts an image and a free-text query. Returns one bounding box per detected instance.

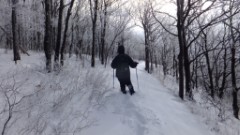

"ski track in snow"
[81,62,214,135]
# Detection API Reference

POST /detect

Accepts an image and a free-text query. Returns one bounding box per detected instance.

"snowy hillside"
[0,50,238,135]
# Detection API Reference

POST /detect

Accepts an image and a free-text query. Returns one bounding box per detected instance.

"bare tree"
[54,0,64,70]
[139,1,157,73]
[226,0,239,119]
[60,0,75,66]
[44,0,52,72]
[99,0,112,65]
[89,0,99,67]
[153,0,236,100]
[12,0,21,64]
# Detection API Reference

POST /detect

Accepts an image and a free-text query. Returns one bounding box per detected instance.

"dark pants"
[118,78,135,94]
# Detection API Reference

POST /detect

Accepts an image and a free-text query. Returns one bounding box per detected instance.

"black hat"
[117,45,125,54]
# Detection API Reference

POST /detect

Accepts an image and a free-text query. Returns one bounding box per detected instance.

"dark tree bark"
[141,5,152,73]
[219,45,227,99]
[69,24,74,58]
[144,27,150,73]
[229,8,239,119]
[150,46,154,73]
[12,0,21,64]
[60,0,75,66]
[218,25,228,99]
[183,44,192,99]
[89,0,99,67]
[54,0,64,70]
[231,47,239,119]
[173,53,178,81]
[44,0,52,72]
[176,0,184,100]
[100,0,107,65]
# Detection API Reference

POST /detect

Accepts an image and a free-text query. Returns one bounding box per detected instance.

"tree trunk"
[194,58,198,88]
[178,51,184,100]
[176,0,184,100]
[231,48,239,119]
[219,45,227,99]
[173,50,178,81]
[144,28,150,73]
[12,0,21,64]
[44,0,52,72]
[17,24,21,50]
[183,44,192,99]
[90,0,98,67]
[69,24,74,58]
[229,4,239,119]
[91,23,96,67]
[54,0,64,70]
[100,1,107,65]
[60,0,75,66]
[150,47,154,73]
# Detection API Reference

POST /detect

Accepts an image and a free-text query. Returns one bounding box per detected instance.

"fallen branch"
[19,46,30,56]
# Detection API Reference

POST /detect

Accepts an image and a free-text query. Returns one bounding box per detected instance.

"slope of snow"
[0,50,237,135]
[0,50,111,135]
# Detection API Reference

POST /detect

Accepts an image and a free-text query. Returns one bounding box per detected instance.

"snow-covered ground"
[0,50,239,135]
[81,62,215,135]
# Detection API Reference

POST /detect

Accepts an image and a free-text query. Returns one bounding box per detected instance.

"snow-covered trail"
[81,62,214,135]
[0,50,214,135]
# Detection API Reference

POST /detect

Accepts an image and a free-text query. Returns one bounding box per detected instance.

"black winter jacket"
[111,54,138,80]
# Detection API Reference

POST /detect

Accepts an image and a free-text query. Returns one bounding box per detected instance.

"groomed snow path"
[81,62,214,135]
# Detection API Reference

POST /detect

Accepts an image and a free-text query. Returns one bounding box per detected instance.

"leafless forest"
[0,1,240,134]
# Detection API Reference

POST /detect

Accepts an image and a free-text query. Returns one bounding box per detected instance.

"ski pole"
[136,68,139,90]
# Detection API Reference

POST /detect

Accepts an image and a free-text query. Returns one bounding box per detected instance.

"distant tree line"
[0,0,137,70]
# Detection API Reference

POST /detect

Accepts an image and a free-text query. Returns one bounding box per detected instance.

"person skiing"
[111,45,138,95]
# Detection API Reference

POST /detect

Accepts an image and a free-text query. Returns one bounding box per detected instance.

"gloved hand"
[134,62,138,68]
